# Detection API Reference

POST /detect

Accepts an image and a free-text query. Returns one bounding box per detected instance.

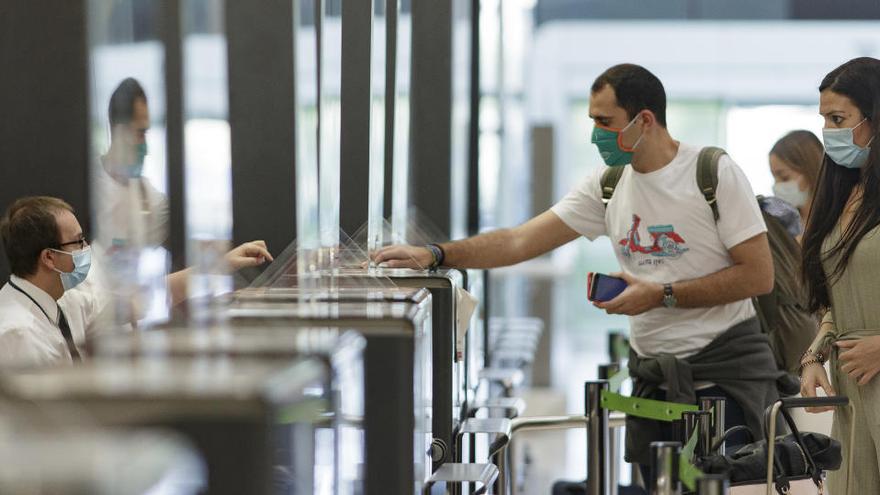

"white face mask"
[772,180,809,209]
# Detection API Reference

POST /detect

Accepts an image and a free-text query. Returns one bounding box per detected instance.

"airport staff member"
[0,196,272,367]
[374,63,788,469]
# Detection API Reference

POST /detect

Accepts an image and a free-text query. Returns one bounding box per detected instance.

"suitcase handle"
[778,396,849,409]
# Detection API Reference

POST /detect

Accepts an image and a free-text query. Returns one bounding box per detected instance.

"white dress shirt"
[0,275,102,367]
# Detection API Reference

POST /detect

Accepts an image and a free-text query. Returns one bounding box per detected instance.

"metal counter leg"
[585,380,610,495]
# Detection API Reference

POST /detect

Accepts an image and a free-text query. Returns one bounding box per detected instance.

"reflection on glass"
[88,0,169,327]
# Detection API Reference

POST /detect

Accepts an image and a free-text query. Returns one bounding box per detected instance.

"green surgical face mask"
[591,114,643,167]
[128,142,147,178]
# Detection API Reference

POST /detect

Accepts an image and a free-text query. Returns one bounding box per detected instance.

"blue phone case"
[592,274,628,302]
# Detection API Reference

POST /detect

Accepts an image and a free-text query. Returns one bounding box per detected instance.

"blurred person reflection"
[96,77,168,248]
[769,130,824,238]
[0,196,273,367]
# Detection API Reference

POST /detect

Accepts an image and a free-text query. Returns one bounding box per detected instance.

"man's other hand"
[593,271,663,316]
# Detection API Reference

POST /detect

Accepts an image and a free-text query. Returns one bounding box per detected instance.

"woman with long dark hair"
[800,57,880,492]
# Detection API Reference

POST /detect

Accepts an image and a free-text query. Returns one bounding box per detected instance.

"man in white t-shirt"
[374,64,786,466]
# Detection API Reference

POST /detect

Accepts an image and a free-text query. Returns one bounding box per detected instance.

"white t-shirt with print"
[551,142,767,358]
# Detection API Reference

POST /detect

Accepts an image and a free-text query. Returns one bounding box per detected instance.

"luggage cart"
[730,397,854,495]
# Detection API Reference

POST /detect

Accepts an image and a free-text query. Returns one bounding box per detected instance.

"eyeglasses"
[55,236,89,251]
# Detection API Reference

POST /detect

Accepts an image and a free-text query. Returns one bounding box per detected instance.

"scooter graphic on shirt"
[619,214,688,258]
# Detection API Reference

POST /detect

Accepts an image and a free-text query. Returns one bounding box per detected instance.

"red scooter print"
[619,214,688,258]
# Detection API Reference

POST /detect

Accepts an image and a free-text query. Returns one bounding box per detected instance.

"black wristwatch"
[662,283,677,308]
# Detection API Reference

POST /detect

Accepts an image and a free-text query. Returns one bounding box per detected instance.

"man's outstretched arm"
[372,210,581,269]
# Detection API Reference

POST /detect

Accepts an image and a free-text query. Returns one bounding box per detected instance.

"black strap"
[8,280,81,361]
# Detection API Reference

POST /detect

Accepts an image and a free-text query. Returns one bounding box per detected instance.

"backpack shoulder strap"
[696,146,727,222]
[600,166,626,208]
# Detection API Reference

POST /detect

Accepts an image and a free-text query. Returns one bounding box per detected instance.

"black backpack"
[599,147,816,373]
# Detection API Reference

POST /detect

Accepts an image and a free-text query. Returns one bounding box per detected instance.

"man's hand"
[593,271,663,316]
[225,240,274,270]
[836,337,880,386]
[370,245,433,269]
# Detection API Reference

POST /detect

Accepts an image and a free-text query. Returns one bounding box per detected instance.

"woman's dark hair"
[802,57,880,312]
[591,63,667,127]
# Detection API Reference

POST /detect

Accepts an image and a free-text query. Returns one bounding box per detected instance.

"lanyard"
[8,280,53,323]
[8,280,80,360]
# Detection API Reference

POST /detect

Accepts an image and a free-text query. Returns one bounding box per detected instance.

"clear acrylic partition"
[449,0,473,241]
[183,0,233,327]
[295,0,322,295]
[87,0,170,328]
[247,229,398,293]
[367,3,388,254]
[390,0,412,244]
[404,207,452,245]
[318,0,342,273]
[350,218,429,271]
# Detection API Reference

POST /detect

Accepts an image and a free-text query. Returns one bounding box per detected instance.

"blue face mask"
[822,118,874,169]
[51,247,91,291]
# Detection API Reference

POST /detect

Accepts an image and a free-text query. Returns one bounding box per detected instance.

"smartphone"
[587,272,628,302]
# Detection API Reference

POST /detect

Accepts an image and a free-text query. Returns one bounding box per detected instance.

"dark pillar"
[339,0,374,235]
[0,0,90,279]
[226,0,299,259]
[161,0,187,271]
[410,0,453,238]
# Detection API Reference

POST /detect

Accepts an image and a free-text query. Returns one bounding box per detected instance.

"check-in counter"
[91,327,365,495]
[0,357,328,495]
[226,293,432,495]
[0,427,204,494]
[248,267,469,468]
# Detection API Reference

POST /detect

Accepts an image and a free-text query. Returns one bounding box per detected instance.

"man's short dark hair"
[0,197,73,277]
[108,77,147,128]
[591,64,667,127]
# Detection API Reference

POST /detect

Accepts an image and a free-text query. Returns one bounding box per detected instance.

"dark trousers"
[637,385,749,485]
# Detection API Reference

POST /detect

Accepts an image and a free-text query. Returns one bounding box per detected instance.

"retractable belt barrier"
[600,369,705,491]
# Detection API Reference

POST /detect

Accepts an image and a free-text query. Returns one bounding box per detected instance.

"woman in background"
[769,130,824,238]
